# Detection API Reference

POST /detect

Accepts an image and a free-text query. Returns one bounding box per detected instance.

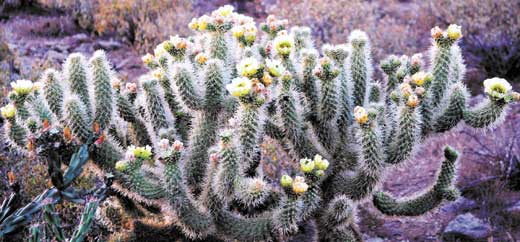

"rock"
[365,237,385,242]
[71,33,89,42]
[74,43,94,54]
[443,213,491,242]
[45,50,67,63]
[441,197,478,213]
[95,39,123,51]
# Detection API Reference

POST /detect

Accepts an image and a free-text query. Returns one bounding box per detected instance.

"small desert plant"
[1,5,520,242]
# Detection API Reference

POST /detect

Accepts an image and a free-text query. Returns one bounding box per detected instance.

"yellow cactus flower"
[273,34,293,56]
[483,77,512,99]
[142,53,154,65]
[447,24,462,40]
[354,106,368,124]
[11,79,33,95]
[188,18,198,30]
[226,77,252,97]
[198,15,210,31]
[215,5,234,18]
[411,71,427,86]
[232,25,245,38]
[236,57,260,77]
[265,58,285,77]
[0,104,16,119]
[128,145,152,160]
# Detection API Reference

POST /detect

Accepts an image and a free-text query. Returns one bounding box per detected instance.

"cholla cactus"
[2,6,519,242]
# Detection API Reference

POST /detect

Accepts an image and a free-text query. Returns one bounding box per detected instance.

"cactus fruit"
[2,6,519,242]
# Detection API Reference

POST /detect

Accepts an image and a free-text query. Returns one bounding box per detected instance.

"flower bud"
[115,160,129,172]
[280,175,293,187]
[172,140,184,151]
[407,94,419,107]
[300,158,315,173]
[314,154,329,170]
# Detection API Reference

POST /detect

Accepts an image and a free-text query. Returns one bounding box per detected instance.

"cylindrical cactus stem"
[299,172,322,220]
[163,146,214,239]
[331,107,382,201]
[64,96,91,144]
[380,55,402,98]
[29,225,42,242]
[7,120,27,148]
[448,45,466,85]
[433,83,467,133]
[157,73,192,142]
[42,69,64,119]
[386,102,420,164]
[214,131,240,203]
[140,77,170,133]
[272,193,300,238]
[90,137,122,170]
[211,202,273,242]
[318,195,359,242]
[281,55,300,90]
[348,30,372,107]
[90,50,114,131]
[238,103,262,177]
[301,49,320,116]
[28,91,53,124]
[278,73,318,158]
[2,105,27,147]
[315,57,340,151]
[69,200,99,242]
[172,63,203,110]
[463,99,507,128]
[42,204,66,241]
[368,82,381,103]
[428,41,455,109]
[123,156,165,199]
[186,116,218,195]
[373,146,460,216]
[64,53,92,117]
[115,92,152,146]
[9,94,30,121]
[203,59,225,112]
[210,32,229,63]
[327,45,354,142]
[185,59,225,195]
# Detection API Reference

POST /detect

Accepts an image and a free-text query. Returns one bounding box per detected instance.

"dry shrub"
[265,0,433,62]
[37,0,195,52]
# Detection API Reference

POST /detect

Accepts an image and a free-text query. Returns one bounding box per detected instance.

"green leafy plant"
[1,5,519,242]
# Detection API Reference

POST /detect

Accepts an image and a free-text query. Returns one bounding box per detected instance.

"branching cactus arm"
[373,146,459,216]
